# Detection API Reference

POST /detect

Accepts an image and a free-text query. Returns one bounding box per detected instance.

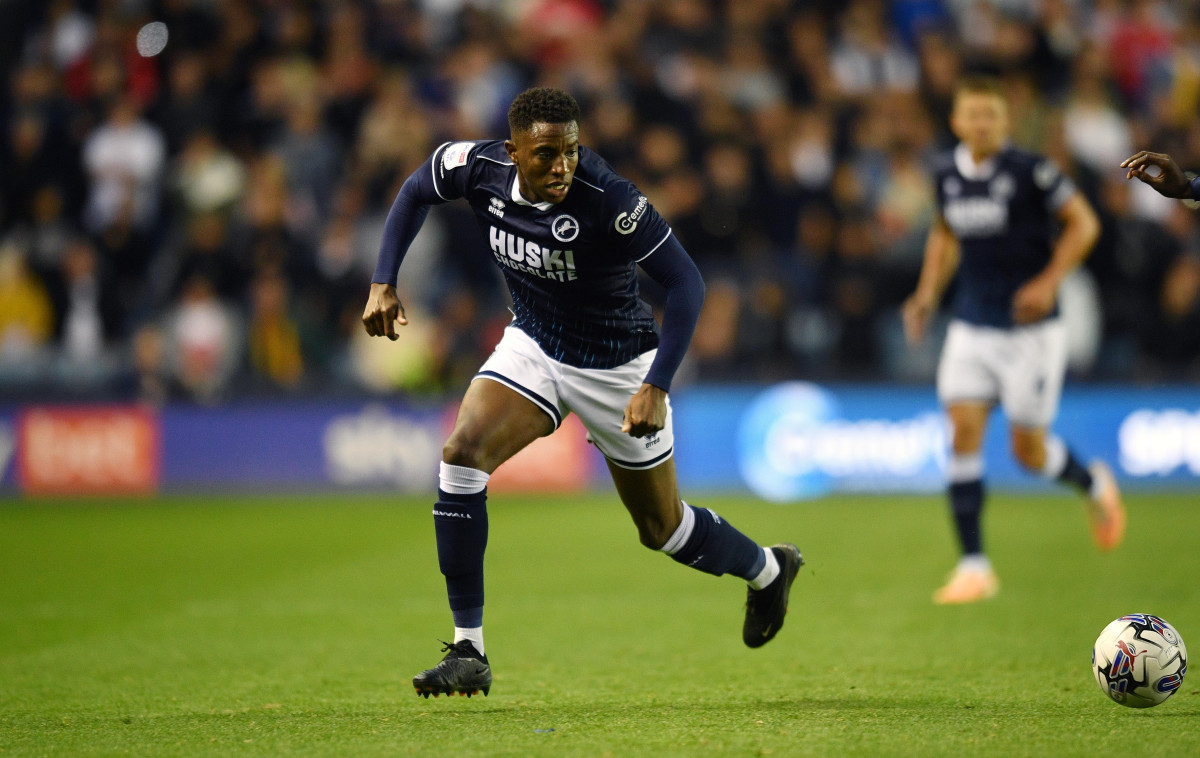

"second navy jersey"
[420,139,673,369]
[933,145,1076,328]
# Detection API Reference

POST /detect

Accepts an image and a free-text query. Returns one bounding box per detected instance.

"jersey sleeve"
[1030,157,1076,213]
[605,177,673,262]
[370,141,478,285]
[637,234,704,391]
[428,141,479,201]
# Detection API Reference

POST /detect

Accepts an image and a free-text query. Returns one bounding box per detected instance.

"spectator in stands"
[0,243,54,383]
[81,95,165,234]
[247,266,306,390]
[162,274,241,404]
[0,0,1199,398]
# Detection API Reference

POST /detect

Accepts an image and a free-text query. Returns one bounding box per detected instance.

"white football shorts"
[474,325,674,470]
[936,318,1068,428]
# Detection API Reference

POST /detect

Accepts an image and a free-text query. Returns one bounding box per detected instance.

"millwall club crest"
[551,214,580,242]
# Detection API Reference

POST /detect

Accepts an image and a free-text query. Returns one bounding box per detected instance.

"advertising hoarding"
[0,385,1196,496]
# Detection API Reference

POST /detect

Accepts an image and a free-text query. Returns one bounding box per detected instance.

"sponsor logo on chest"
[945,197,1008,237]
[488,226,577,282]
[943,171,1014,237]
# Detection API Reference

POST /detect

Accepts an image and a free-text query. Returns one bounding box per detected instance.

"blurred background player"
[902,77,1126,605]
[362,88,802,698]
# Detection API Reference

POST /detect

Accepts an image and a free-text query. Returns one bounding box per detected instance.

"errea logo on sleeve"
[442,142,474,170]
[614,195,648,234]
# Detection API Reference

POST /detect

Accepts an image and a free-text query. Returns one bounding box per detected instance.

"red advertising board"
[18,407,160,495]
[488,415,598,493]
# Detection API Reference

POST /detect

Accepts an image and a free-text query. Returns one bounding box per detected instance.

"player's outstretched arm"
[362,282,407,340]
[903,216,959,345]
[1121,151,1193,199]
[1012,193,1099,324]
[365,146,450,336]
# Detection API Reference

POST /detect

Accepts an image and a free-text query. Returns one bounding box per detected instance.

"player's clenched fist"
[362,282,407,340]
[621,383,668,438]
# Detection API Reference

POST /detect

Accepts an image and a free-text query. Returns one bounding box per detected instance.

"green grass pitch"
[1,489,1198,757]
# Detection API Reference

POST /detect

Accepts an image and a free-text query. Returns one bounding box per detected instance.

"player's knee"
[442,435,486,470]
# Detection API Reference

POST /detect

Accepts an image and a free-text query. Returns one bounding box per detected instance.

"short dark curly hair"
[507,87,580,135]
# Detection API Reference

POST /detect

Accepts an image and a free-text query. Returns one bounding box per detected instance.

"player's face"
[506,121,580,205]
[950,92,1009,158]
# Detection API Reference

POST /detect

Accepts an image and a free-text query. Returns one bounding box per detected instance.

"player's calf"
[658,503,764,578]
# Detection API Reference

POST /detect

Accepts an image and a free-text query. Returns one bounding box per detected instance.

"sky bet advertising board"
[0,384,1198,496]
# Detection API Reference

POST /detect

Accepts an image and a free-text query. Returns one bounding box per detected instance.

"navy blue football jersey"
[420,139,673,369]
[933,144,1076,328]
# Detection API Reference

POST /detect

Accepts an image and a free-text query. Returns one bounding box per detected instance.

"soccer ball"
[1092,614,1187,708]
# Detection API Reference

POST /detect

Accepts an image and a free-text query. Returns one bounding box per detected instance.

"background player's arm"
[1011,193,1099,324]
[623,235,705,437]
[1121,151,1194,199]
[903,215,959,344]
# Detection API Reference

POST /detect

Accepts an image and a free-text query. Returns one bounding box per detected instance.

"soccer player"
[902,76,1126,605]
[362,88,803,698]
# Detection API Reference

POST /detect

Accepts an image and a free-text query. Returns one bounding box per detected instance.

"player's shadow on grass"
[401,696,928,719]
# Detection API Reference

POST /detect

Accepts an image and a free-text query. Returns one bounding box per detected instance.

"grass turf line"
[0,492,1197,756]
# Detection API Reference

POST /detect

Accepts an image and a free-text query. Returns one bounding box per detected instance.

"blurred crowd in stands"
[2,0,1200,404]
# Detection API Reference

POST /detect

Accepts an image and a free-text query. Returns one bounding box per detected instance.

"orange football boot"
[1087,461,1126,552]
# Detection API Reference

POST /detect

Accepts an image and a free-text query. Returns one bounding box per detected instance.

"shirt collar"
[954,142,1003,181]
[511,174,553,211]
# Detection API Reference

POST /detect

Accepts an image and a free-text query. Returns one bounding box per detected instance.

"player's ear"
[504,139,518,164]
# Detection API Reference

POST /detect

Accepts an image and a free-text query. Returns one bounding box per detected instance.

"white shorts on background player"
[474,325,674,470]
[936,318,1068,428]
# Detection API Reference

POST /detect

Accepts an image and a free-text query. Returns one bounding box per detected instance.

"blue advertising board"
[670,383,1200,499]
[160,401,447,492]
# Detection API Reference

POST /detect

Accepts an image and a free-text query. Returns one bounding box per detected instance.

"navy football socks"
[433,488,488,629]
[1042,434,1094,493]
[1057,453,1094,494]
[662,504,765,580]
[949,479,985,556]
